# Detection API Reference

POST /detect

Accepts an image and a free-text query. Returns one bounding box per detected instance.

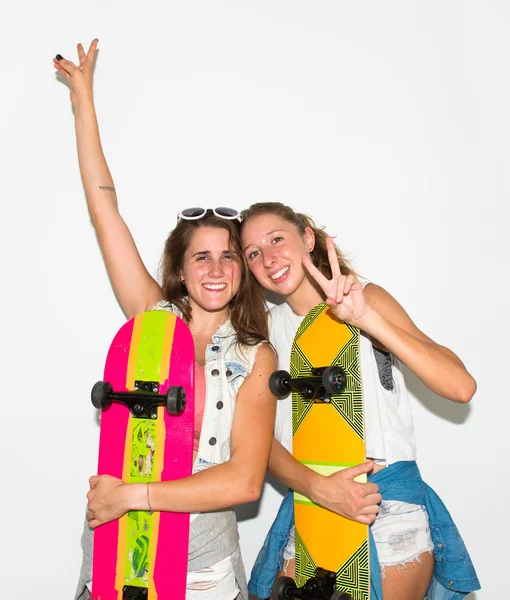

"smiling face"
[181,226,242,314]
[241,213,315,298]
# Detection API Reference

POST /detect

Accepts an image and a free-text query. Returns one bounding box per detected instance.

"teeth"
[203,283,227,290]
[271,266,289,280]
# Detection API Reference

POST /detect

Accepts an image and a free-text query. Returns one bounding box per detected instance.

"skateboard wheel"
[269,370,291,396]
[91,381,113,410]
[322,365,347,394]
[331,592,354,600]
[166,386,186,415]
[272,576,297,599]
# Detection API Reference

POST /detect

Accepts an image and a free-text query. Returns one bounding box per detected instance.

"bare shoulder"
[252,342,277,372]
[364,283,408,316]
[236,343,276,404]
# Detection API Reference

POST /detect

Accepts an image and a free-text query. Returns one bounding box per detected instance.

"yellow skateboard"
[270,302,369,600]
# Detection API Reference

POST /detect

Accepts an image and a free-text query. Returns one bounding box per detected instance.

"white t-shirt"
[268,299,417,465]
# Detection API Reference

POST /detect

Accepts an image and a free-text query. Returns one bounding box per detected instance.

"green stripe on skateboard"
[295,462,367,506]
[124,312,169,588]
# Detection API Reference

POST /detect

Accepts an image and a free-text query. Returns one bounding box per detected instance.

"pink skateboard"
[90,310,194,600]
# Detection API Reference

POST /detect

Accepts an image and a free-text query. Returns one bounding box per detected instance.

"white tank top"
[268,294,417,465]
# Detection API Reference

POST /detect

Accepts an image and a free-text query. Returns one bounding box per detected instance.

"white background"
[1,1,508,598]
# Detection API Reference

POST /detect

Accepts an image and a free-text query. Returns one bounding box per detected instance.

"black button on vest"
[216,401,224,409]
[209,437,217,446]
[225,369,232,377]
[211,369,219,376]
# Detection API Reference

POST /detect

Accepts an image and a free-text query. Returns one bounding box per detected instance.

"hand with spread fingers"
[302,236,369,326]
[53,39,99,108]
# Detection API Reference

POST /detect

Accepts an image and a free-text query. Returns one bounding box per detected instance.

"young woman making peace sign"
[240,202,480,600]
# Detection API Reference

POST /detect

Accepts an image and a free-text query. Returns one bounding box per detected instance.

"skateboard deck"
[91,310,194,600]
[291,303,369,600]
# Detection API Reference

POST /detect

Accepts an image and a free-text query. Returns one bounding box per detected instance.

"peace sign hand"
[53,39,98,108]
[302,237,369,325]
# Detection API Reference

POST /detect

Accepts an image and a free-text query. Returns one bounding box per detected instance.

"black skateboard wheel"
[91,381,113,410]
[166,386,186,415]
[331,592,354,600]
[322,365,347,394]
[272,576,297,599]
[269,370,291,396]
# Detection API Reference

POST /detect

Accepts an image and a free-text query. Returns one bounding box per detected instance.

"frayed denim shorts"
[371,500,434,573]
[249,462,479,600]
[280,500,434,571]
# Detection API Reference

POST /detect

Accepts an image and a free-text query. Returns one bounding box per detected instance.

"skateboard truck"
[122,586,148,600]
[91,380,186,418]
[272,567,353,600]
[269,366,347,402]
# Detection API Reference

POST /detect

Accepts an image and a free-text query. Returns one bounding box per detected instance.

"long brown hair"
[160,211,268,346]
[240,202,355,278]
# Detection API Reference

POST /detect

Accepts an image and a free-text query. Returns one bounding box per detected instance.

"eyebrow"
[243,230,283,252]
[191,249,232,257]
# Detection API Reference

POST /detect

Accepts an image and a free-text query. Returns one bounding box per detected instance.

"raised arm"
[303,237,477,403]
[86,344,277,526]
[54,40,162,318]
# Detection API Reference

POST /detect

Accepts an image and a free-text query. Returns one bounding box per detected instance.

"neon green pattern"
[124,312,168,588]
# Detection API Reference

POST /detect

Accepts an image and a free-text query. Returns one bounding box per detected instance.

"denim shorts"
[370,500,434,571]
[280,500,433,571]
[249,461,479,600]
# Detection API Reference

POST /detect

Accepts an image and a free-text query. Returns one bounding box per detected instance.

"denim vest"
[156,303,262,598]
[248,461,480,600]
[155,302,260,472]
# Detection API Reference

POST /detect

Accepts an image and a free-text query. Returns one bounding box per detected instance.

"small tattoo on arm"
[99,185,115,192]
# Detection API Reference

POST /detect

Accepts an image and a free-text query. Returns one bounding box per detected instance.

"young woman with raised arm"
[54,41,276,600]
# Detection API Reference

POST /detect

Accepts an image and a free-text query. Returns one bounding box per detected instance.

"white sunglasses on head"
[178,207,241,222]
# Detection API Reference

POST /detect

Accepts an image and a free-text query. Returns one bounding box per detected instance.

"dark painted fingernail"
[56,54,63,61]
